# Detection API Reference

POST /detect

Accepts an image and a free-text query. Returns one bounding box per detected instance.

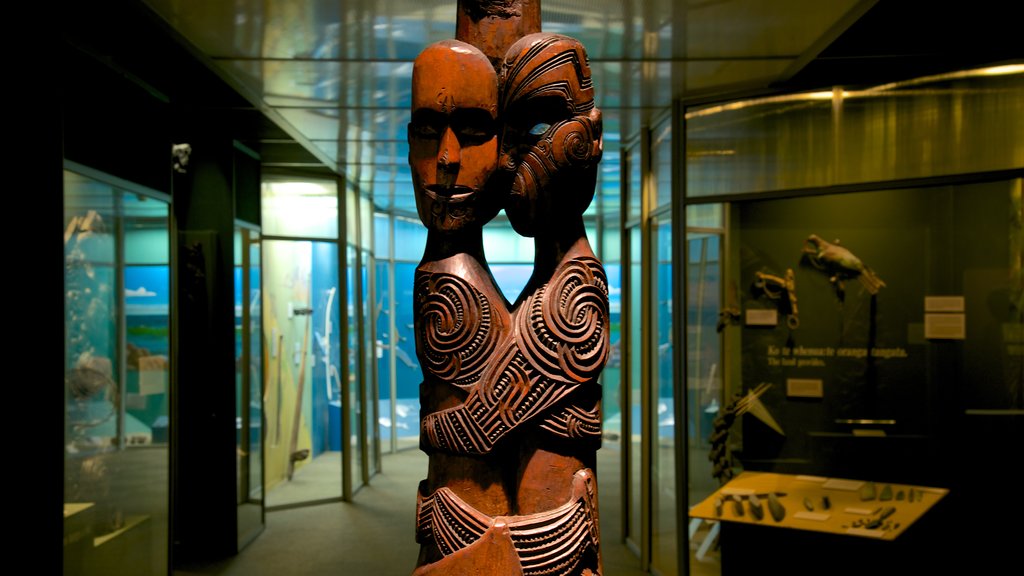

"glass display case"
[683,65,1024,574]
[235,225,263,546]
[64,165,171,576]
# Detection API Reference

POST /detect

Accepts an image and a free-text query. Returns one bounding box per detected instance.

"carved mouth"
[424,184,475,201]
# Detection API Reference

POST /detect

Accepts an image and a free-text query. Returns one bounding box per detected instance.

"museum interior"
[61,1,1022,575]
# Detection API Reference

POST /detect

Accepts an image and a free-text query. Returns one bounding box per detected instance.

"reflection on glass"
[376,260,393,451]
[347,244,364,491]
[653,123,672,210]
[685,228,722,574]
[627,225,642,549]
[64,168,170,576]
[362,249,379,475]
[627,146,642,222]
[393,261,423,450]
[236,227,264,544]
[651,215,677,576]
[264,240,343,507]
[262,178,339,239]
[686,68,1024,198]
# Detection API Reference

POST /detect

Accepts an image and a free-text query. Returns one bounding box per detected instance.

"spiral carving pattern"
[517,257,608,384]
[416,271,501,389]
[553,120,593,166]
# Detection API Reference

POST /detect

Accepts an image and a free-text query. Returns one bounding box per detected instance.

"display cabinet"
[684,66,1024,573]
[64,164,172,576]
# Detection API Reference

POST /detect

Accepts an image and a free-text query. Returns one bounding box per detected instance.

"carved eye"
[458,126,490,139]
[412,123,440,139]
[528,122,551,136]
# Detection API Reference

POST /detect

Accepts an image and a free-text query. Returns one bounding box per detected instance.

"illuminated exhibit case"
[683,65,1023,573]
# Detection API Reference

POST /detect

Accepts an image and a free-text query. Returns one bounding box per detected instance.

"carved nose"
[437,127,460,188]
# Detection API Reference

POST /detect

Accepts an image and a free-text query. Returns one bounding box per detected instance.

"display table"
[690,471,947,540]
[689,472,951,575]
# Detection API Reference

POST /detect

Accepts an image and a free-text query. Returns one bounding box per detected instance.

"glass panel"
[64,169,170,576]
[653,122,673,210]
[491,265,533,306]
[236,227,264,543]
[393,261,422,451]
[598,219,625,553]
[686,204,723,229]
[362,249,379,475]
[261,178,338,239]
[394,215,428,262]
[686,66,1024,198]
[247,234,264,501]
[264,240,342,507]
[346,188,358,245]
[690,179,1024,571]
[347,243,364,490]
[235,229,244,505]
[684,231,722,574]
[627,146,642,222]
[651,214,677,575]
[376,259,393,452]
[626,225,642,548]
[360,195,374,250]
[482,218,535,264]
[374,212,390,257]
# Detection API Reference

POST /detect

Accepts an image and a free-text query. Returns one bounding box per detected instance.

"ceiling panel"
[683,0,862,59]
[141,0,909,206]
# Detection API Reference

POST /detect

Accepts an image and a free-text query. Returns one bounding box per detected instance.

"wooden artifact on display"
[409,2,607,574]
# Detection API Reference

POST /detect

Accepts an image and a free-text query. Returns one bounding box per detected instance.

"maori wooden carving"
[410,2,606,574]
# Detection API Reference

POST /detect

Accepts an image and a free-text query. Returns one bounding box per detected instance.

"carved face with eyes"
[498,33,603,237]
[409,40,501,232]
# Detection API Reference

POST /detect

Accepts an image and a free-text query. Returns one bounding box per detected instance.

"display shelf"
[689,471,948,541]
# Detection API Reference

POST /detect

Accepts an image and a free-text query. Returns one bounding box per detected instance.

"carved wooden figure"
[411,3,607,575]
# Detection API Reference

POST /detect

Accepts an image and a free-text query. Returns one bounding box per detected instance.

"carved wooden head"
[409,40,501,232]
[498,33,603,237]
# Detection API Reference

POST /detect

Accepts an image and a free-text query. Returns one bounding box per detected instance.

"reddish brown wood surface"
[410,3,606,574]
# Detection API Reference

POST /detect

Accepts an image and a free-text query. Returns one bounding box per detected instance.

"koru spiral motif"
[420,256,608,455]
[415,270,507,390]
[411,4,607,574]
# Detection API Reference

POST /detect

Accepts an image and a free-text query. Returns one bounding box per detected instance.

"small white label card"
[793,511,831,522]
[721,487,756,497]
[787,378,824,398]
[822,479,864,491]
[846,528,887,538]
[924,296,965,312]
[844,507,874,515]
[745,308,778,326]
[925,313,966,339]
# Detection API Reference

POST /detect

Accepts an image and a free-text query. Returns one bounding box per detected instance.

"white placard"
[721,487,756,496]
[843,507,874,515]
[852,429,886,437]
[787,378,824,398]
[745,308,778,326]
[793,511,831,522]
[138,356,167,395]
[925,313,966,339]
[846,527,887,538]
[822,479,864,491]
[924,296,965,312]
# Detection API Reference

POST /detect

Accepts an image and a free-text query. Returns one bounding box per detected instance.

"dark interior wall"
[63,40,172,194]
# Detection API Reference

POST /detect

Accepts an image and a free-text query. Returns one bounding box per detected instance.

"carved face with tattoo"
[409,40,501,232]
[498,33,603,237]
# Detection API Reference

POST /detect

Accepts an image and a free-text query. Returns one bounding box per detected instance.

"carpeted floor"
[176,447,647,575]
